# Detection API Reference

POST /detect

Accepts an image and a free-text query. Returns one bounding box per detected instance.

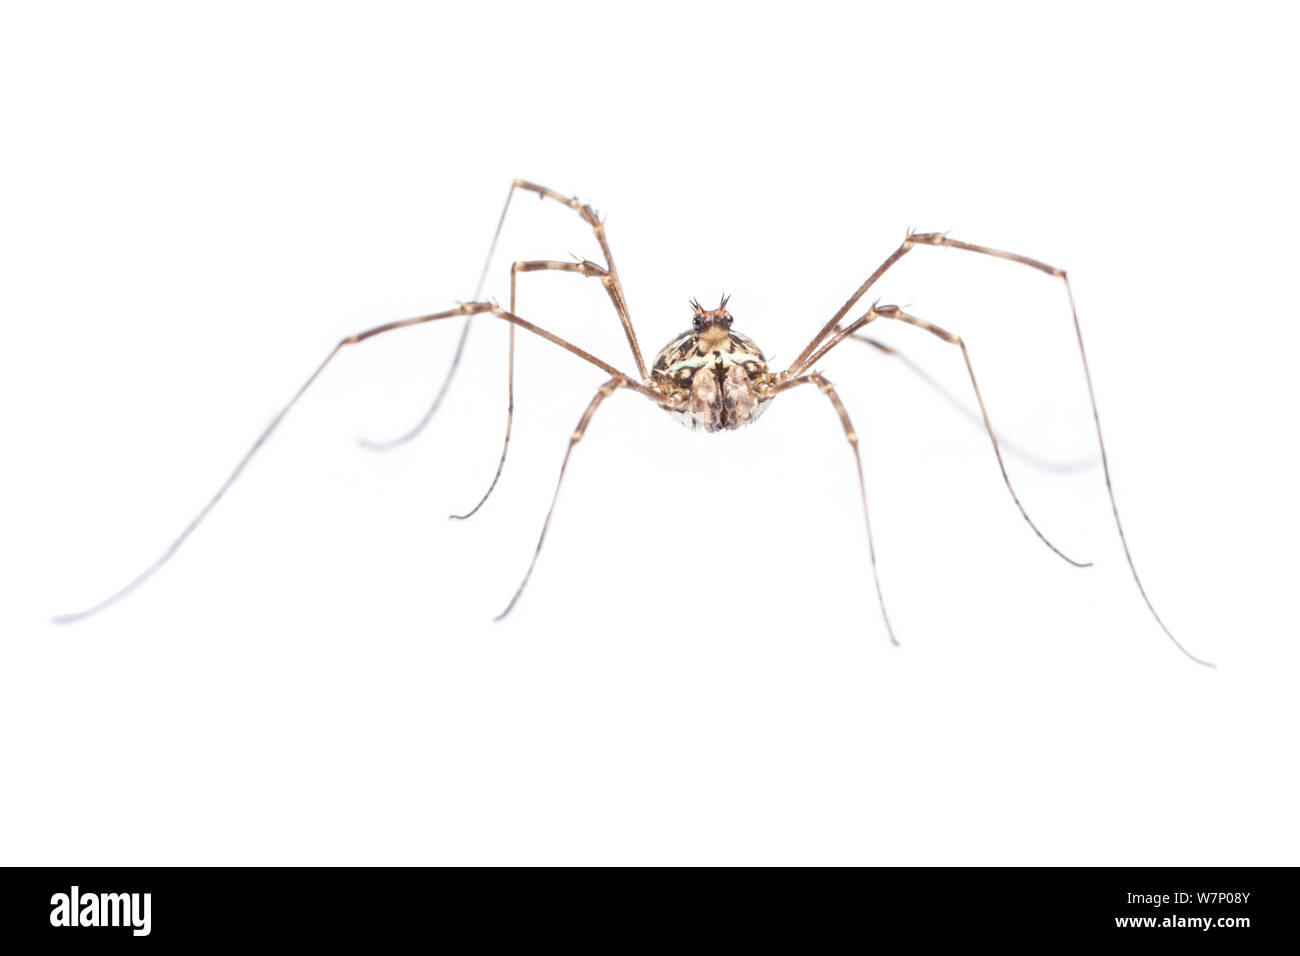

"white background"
[2,2,1297,865]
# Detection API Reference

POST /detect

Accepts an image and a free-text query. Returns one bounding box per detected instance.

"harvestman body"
[55,179,1212,666]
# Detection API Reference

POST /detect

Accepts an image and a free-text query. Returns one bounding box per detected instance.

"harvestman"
[55,179,1212,666]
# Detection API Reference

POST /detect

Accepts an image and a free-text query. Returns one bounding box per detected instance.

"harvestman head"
[54,179,1213,667]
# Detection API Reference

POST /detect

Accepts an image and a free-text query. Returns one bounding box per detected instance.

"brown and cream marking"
[53,178,1214,667]
[652,297,771,431]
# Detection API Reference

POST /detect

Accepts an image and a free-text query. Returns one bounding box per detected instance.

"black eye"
[724,315,733,329]
[692,316,703,332]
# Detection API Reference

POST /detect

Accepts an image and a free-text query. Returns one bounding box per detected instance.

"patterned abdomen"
[651,326,770,431]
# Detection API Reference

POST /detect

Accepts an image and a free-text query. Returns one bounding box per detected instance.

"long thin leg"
[510,180,648,379]
[868,305,1089,568]
[363,179,649,449]
[494,376,628,621]
[851,334,1097,474]
[451,258,612,521]
[785,231,1098,376]
[786,240,913,374]
[449,313,513,520]
[788,232,1213,666]
[776,373,897,645]
[54,304,643,625]
[447,181,647,518]
[359,180,519,450]
[790,301,1086,566]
